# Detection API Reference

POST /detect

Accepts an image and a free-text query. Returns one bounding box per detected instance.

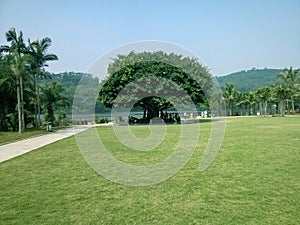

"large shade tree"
[99,51,214,122]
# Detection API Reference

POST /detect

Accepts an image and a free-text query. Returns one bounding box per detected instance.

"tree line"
[222,67,300,116]
[0,28,68,133]
[1,28,299,133]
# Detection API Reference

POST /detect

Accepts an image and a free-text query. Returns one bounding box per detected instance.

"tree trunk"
[280,100,285,116]
[37,79,41,127]
[291,96,295,115]
[20,76,25,131]
[228,101,232,116]
[264,101,268,116]
[33,75,38,127]
[217,100,222,117]
[47,104,55,123]
[258,102,262,115]
[16,83,22,134]
[147,107,159,119]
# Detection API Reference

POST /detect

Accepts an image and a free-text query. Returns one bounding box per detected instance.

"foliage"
[0,55,16,130]
[27,37,58,127]
[256,86,272,115]
[40,82,69,123]
[217,68,283,92]
[223,83,235,116]
[44,72,102,113]
[0,28,60,131]
[220,67,300,116]
[278,67,300,114]
[99,51,213,121]
[0,28,28,133]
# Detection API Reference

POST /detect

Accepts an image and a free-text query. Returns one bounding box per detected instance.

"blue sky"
[0,0,299,76]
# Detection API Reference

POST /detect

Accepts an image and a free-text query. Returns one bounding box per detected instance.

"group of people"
[159,111,181,123]
[127,110,210,125]
[128,111,181,124]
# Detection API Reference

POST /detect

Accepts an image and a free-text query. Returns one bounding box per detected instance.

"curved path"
[0,125,97,163]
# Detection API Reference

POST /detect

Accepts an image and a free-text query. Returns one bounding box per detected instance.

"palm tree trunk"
[20,76,25,131]
[16,83,22,134]
[37,81,41,127]
[264,101,268,116]
[33,75,38,127]
[291,96,295,115]
[280,100,285,116]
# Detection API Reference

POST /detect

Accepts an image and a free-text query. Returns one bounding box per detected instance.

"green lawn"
[0,126,71,145]
[0,117,299,224]
[0,129,48,145]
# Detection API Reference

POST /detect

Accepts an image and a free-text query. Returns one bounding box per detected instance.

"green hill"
[216,68,283,92]
[48,68,285,109]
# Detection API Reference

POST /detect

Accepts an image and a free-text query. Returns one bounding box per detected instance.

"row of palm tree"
[222,67,300,116]
[0,28,68,133]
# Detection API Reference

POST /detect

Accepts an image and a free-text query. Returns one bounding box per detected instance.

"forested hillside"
[44,72,97,107]
[44,72,108,113]
[216,68,283,92]
[52,68,284,101]
[49,68,286,112]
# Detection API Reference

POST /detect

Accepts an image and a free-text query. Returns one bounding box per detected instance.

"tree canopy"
[0,28,62,131]
[98,51,214,121]
[217,68,283,92]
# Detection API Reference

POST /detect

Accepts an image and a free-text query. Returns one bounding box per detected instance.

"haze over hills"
[216,68,283,92]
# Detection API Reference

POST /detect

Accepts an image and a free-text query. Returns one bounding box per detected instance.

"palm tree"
[278,67,300,114]
[272,84,289,116]
[28,37,58,127]
[223,83,235,116]
[0,54,16,130]
[0,28,27,133]
[256,86,272,115]
[245,92,258,115]
[235,91,249,116]
[40,82,69,124]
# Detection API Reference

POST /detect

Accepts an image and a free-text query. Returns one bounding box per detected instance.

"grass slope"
[0,117,299,224]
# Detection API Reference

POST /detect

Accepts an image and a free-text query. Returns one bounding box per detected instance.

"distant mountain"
[216,68,283,92]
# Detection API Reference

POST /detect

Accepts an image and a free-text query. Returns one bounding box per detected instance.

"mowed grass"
[0,117,299,224]
[0,126,72,145]
[0,129,48,145]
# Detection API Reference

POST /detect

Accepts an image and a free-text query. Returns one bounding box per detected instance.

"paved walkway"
[0,125,97,163]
